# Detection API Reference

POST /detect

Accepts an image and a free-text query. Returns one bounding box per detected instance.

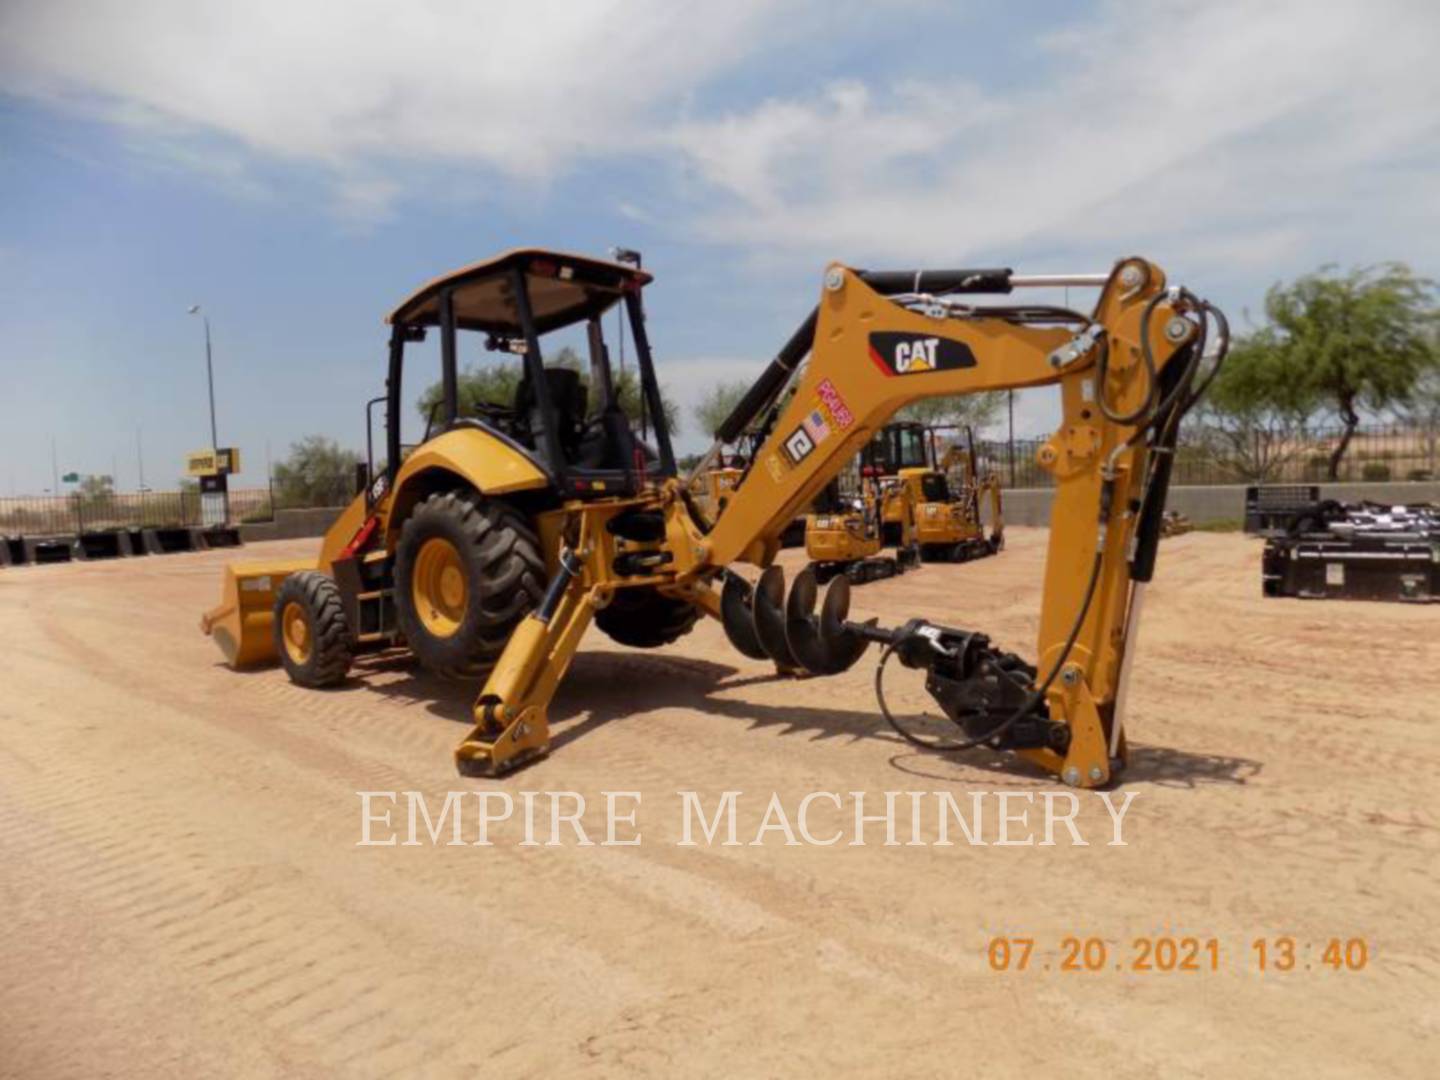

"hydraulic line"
[876,290,1232,760]
[877,544,1107,753]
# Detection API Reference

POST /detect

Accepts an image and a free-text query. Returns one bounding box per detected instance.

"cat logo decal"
[868,332,977,376]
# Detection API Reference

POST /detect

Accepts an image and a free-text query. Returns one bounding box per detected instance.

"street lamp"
[187,304,219,448]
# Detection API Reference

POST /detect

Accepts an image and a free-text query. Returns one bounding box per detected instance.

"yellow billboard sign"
[186,447,241,477]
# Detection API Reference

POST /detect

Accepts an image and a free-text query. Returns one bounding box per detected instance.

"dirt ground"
[1,527,1437,1078]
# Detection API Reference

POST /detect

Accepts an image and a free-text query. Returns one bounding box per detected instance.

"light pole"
[187,305,219,448]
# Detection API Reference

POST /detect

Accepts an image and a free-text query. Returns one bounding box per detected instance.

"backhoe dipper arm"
[708,258,1216,787]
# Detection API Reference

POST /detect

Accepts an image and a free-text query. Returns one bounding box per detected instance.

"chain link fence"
[0,472,356,538]
[976,422,1439,488]
[4,430,1435,538]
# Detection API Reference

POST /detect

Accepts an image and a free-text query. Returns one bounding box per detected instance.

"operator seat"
[514,367,587,462]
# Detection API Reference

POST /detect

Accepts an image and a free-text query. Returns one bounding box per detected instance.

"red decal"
[339,515,380,561]
[816,379,855,428]
[868,345,896,377]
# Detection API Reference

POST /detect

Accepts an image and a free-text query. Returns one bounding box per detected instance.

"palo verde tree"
[272,436,361,508]
[1258,264,1438,478]
[76,473,116,501]
[692,379,751,439]
[1191,328,1321,481]
[417,346,680,437]
[1398,345,1440,478]
[898,390,1005,431]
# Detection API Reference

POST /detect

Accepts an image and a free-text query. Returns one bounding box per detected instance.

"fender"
[385,426,552,542]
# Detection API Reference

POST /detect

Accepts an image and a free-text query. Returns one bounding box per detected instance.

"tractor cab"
[861,421,930,478]
[380,248,676,501]
[917,471,952,503]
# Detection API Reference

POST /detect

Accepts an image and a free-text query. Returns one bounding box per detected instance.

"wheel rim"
[281,600,311,664]
[413,536,468,638]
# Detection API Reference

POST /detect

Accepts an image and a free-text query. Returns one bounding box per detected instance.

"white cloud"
[668,0,1440,274]
[0,0,787,213]
[1,0,1435,277]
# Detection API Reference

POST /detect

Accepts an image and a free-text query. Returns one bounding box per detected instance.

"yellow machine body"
[911,494,978,547]
[694,466,742,520]
[383,429,552,544]
[804,510,883,564]
[888,468,979,547]
[200,557,317,667]
[199,490,370,666]
[202,250,1219,789]
[200,426,551,667]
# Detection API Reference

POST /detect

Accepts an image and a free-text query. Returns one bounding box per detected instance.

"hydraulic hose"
[877,543,1107,753]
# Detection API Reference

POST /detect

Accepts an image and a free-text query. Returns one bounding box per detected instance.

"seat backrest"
[514,367,588,458]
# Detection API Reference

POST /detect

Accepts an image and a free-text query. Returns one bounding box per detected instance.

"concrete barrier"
[76,530,133,559]
[198,525,244,548]
[1001,481,1440,528]
[23,536,76,564]
[143,526,202,554]
[0,537,18,565]
[239,506,345,543]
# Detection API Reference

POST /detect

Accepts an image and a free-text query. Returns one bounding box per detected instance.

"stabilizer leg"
[455,551,597,777]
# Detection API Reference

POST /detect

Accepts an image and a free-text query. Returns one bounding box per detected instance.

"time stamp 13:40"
[986,936,1370,974]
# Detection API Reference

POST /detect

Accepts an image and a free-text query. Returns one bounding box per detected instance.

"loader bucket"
[200,559,314,668]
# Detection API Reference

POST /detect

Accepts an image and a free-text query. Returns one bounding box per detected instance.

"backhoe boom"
[703,257,1222,786]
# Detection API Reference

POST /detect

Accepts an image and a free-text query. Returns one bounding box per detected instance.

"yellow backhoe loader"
[202,249,1227,787]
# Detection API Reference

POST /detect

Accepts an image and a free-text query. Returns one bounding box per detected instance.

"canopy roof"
[386,248,653,334]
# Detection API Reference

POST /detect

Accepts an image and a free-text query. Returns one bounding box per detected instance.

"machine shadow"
[1121,742,1263,788]
[341,649,1263,789]
[343,649,895,750]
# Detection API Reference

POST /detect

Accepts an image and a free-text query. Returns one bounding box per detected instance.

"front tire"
[274,571,353,687]
[394,491,546,678]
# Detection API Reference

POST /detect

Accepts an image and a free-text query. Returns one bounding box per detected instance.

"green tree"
[417,345,680,438]
[272,436,360,508]
[692,379,751,439]
[73,474,117,523]
[1398,360,1440,477]
[1259,264,1438,478]
[897,391,1004,431]
[1191,329,1321,481]
[76,474,115,501]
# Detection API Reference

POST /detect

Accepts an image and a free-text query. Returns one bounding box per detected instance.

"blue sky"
[2,0,1437,494]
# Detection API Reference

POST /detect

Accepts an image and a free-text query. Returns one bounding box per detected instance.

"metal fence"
[976,423,1440,488]
[0,469,363,537]
[0,488,276,537]
[4,429,1435,537]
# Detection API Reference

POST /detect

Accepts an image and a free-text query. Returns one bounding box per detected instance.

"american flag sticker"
[802,407,831,443]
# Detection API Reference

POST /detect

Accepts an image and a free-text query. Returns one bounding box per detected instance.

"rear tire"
[595,588,699,649]
[394,491,546,678]
[274,571,353,687]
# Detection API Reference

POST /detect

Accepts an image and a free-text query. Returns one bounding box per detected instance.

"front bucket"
[200,559,314,668]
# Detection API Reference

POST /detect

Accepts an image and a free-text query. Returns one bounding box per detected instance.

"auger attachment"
[720,570,769,660]
[720,565,875,675]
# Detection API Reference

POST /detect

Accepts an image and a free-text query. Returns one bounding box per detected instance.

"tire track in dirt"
[4,531,1438,1077]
